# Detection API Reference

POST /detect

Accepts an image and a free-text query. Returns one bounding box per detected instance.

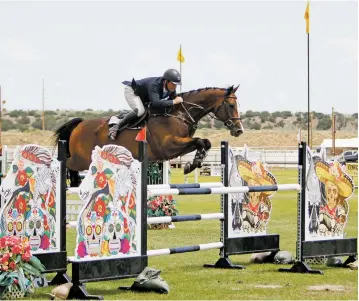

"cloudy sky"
[0,0,357,114]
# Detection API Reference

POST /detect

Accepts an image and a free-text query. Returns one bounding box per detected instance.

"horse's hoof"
[184,162,193,175]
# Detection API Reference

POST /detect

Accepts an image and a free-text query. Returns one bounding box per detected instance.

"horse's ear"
[226,85,234,95]
[233,84,240,93]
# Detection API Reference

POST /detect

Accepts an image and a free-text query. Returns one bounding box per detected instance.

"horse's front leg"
[187,138,212,174]
[167,137,211,175]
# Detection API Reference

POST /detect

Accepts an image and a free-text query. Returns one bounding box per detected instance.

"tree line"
[1,109,357,132]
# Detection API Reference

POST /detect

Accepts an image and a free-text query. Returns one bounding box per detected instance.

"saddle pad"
[109,115,122,125]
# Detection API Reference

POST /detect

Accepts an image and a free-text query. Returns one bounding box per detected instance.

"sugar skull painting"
[75,144,141,260]
[25,205,54,251]
[310,158,354,239]
[0,145,60,253]
[103,208,125,255]
[4,207,25,238]
[237,157,276,234]
[228,146,277,237]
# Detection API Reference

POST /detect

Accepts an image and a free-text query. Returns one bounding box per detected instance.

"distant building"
[319,138,358,156]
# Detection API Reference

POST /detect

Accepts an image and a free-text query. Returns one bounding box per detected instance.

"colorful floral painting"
[75,144,141,260]
[0,145,60,253]
[305,146,354,240]
[228,147,277,237]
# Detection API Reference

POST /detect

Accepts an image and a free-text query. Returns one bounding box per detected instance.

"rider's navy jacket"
[122,77,177,108]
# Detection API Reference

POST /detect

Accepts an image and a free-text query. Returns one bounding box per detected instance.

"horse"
[53,85,244,186]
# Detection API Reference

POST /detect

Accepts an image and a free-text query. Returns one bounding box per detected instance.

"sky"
[0,0,358,114]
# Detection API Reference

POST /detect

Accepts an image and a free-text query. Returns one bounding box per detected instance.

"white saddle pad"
[109,116,121,125]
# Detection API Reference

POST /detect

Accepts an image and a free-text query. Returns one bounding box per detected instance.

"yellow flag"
[177,47,185,63]
[304,1,310,33]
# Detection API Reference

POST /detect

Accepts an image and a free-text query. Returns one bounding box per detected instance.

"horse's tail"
[53,118,84,156]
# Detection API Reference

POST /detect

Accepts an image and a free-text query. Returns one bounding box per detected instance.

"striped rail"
[148,184,301,197]
[147,242,224,257]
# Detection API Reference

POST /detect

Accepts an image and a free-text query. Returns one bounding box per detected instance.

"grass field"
[32,168,358,300]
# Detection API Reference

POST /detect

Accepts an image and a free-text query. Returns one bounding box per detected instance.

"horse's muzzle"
[226,119,244,137]
[231,126,243,137]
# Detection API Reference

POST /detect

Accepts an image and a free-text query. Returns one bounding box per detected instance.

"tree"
[245,110,255,118]
[268,116,276,123]
[282,111,292,119]
[18,115,30,124]
[272,111,282,119]
[9,110,24,118]
[317,116,332,130]
[1,119,15,131]
[250,122,261,130]
[276,120,285,128]
[260,111,270,123]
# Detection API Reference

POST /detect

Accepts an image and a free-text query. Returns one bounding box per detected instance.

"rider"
[108,68,184,140]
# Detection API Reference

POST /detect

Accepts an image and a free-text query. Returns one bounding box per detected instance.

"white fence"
[171,146,300,168]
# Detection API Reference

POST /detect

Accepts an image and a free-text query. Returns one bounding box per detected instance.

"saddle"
[108,107,149,130]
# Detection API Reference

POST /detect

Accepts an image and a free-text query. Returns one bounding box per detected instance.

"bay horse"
[53,85,244,186]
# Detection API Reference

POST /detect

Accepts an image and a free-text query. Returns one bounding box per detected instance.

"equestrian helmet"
[163,69,182,85]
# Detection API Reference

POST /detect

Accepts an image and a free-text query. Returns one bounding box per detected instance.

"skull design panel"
[305,148,355,240]
[0,145,59,253]
[75,144,141,260]
[228,146,277,238]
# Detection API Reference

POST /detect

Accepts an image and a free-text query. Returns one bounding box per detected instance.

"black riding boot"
[108,109,139,140]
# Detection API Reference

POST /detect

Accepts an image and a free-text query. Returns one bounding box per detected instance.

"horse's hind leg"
[67,169,81,187]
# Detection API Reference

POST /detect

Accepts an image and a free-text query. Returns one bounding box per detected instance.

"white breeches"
[124,86,145,116]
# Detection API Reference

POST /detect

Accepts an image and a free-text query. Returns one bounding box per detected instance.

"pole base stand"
[278,261,323,275]
[204,257,246,269]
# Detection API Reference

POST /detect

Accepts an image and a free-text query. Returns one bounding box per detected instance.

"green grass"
[33,169,358,300]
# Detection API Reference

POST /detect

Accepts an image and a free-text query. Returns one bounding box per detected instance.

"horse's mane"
[177,87,229,98]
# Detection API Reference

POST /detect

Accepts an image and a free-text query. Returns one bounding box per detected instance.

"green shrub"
[1,119,15,131]
[17,115,31,124]
[250,122,261,130]
[8,110,25,118]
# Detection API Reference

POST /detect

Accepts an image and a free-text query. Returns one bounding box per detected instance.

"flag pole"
[305,1,310,146]
[307,32,310,146]
[179,44,182,93]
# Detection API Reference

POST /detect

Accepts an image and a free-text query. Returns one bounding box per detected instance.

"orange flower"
[95,171,107,188]
[46,191,56,207]
[128,193,136,209]
[16,170,28,186]
[94,199,106,217]
[15,195,27,214]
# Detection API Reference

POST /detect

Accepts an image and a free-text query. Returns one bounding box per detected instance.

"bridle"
[212,95,242,130]
[163,93,242,131]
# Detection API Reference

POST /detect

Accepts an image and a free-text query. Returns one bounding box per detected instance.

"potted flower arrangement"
[0,236,45,299]
[147,195,178,230]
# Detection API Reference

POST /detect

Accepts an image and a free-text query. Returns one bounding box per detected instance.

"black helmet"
[163,69,182,85]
